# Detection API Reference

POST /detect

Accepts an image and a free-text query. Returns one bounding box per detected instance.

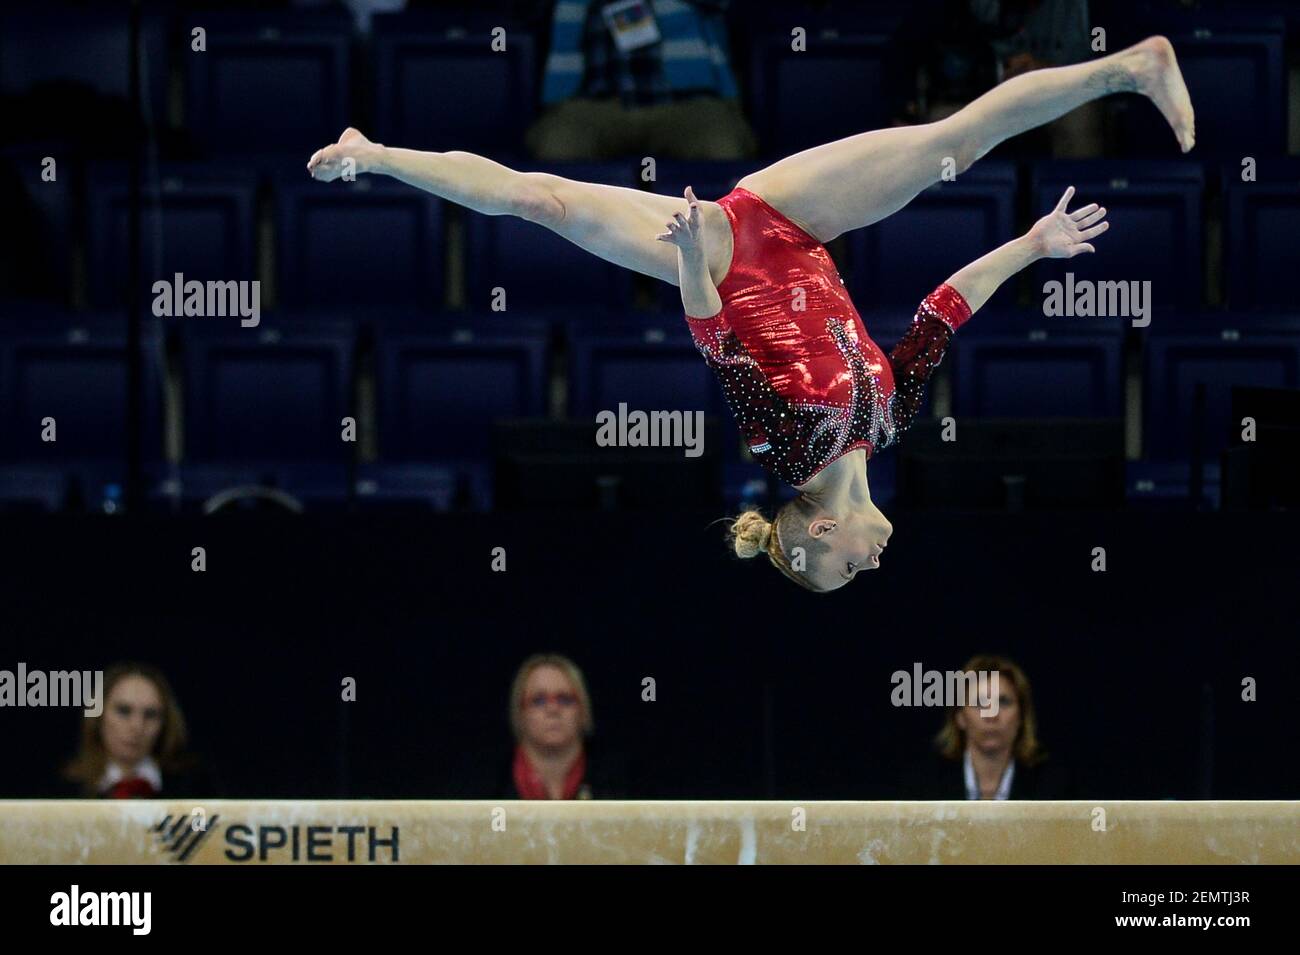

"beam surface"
[2,800,1295,864]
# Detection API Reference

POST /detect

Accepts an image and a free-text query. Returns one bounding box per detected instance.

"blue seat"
[950,309,1125,418]
[567,320,739,458]
[276,175,445,309]
[182,10,352,157]
[568,323,722,415]
[846,161,1016,309]
[1117,14,1286,157]
[464,162,637,311]
[0,315,165,467]
[1143,313,1300,462]
[373,13,536,154]
[374,322,548,463]
[0,8,167,107]
[1031,160,1203,309]
[87,163,257,308]
[748,30,894,157]
[1223,159,1300,309]
[180,321,356,463]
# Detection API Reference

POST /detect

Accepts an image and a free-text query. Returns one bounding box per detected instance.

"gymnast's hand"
[656,186,706,258]
[307,127,384,182]
[1028,186,1109,258]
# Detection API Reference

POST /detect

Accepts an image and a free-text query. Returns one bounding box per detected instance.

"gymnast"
[306,36,1194,592]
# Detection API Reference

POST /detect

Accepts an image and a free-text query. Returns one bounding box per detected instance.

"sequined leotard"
[685,187,972,487]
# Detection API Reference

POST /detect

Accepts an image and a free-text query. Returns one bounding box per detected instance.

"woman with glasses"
[500,653,622,800]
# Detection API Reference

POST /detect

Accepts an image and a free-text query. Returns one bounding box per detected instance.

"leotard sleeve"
[885,283,972,440]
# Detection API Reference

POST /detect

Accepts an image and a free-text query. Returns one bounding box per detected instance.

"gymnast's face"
[957,678,1021,756]
[101,675,165,768]
[519,666,584,751]
[802,500,893,591]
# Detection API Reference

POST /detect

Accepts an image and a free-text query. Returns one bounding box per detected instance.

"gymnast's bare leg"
[307,37,1190,295]
[306,129,737,289]
[734,35,1195,242]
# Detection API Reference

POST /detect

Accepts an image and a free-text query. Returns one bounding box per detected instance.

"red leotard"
[685,187,972,487]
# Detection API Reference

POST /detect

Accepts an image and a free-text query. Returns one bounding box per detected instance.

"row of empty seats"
[1,309,1295,502]
[5,156,1299,309]
[1,5,1291,159]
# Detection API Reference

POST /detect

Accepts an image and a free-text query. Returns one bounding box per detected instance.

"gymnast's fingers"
[1079,221,1110,240]
[1075,206,1107,228]
[1069,202,1099,221]
[1054,185,1075,213]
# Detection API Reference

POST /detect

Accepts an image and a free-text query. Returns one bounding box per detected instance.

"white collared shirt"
[98,757,163,795]
[963,748,1015,800]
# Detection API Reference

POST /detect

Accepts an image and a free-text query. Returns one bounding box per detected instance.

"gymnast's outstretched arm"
[886,186,1109,439]
[656,186,722,319]
[945,185,1109,314]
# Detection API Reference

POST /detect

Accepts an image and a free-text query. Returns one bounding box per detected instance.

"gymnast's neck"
[796,449,871,512]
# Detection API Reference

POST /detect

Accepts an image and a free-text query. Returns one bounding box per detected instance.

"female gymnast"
[307,36,1193,592]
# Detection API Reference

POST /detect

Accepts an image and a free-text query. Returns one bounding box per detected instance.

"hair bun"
[728,510,772,559]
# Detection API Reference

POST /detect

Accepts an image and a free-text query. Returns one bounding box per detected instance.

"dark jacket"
[905,752,1075,800]
[50,759,219,799]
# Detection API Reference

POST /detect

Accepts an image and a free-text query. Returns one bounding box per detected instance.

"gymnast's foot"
[307,127,383,182]
[1127,36,1196,153]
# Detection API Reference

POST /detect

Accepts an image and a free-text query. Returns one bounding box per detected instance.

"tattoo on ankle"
[1085,66,1138,94]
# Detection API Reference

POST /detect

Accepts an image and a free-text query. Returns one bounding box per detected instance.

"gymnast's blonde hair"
[726,502,823,592]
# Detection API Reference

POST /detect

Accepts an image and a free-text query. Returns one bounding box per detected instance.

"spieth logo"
[150,815,400,863]
[151,814,222,863]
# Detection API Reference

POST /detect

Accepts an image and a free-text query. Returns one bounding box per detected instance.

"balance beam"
[2,800,1296,864]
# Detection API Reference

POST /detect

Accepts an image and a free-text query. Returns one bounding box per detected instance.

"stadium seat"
[846,161,1017,309]
[463,162,637,311]
[373,12,537,155]
[1032,160,1203,308]
[182,9,352,157]
[951,309,1125,418]
[276,175,445,309]
[87,163,258,309]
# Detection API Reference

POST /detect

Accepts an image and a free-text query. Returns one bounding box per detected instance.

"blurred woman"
[915,653,1072,799]
[59,663,215,798]
[498,654,622,799]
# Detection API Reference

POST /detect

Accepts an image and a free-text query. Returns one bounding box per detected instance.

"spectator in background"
[58,663,215,798]
[972,0,1102,156]
[893,0,1100,156]
[909,654,1074,799]
[526,0,757,160]
[498,653,623,798]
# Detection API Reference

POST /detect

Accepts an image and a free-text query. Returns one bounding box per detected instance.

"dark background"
[2,506,1296,799]
[1,0,1298,802]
